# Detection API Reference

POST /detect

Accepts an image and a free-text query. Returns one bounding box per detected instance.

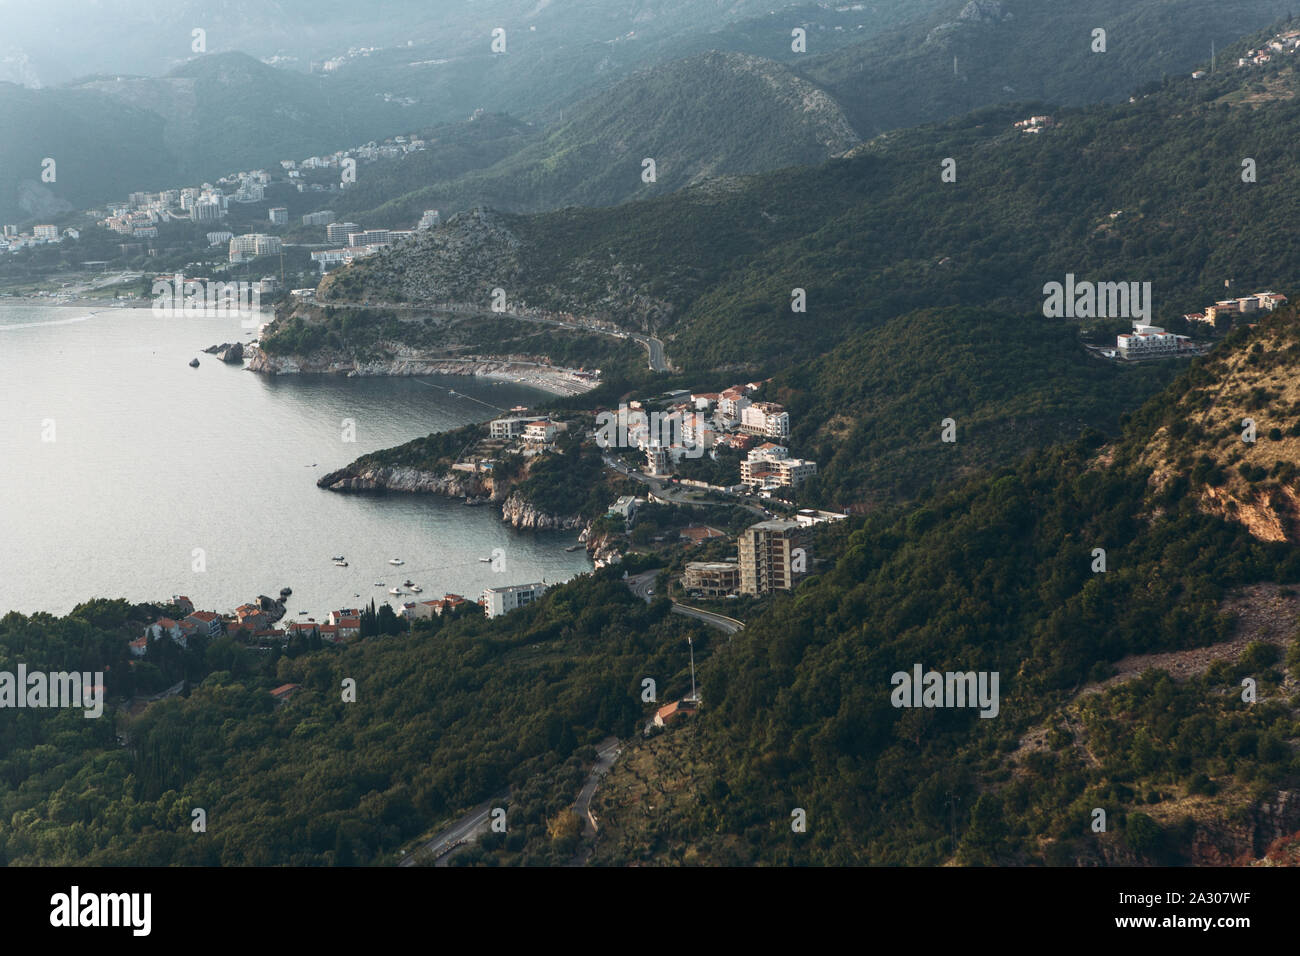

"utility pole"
[687,635,697,703]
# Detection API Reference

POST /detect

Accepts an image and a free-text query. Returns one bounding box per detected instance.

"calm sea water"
[0,304,591,617]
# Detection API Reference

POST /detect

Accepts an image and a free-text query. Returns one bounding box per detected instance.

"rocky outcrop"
[500,491,585,531]
[255,594,287,624]
[581,524,624,567]
[245,343,595,395]
[317,464,495,499]
[203,341,245,363]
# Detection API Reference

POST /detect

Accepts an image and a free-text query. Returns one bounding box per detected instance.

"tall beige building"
[738,519,812,595]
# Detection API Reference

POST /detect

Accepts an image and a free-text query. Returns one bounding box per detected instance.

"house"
[327,608,361,626]
[144,617,186,647]
[690,392,719,411]
[270,683,301,702]
[523,420,558,444]
[608,495,640,525]
[184,610,222,639]
[335,616,361,640]
[235,603,268,630]
[653,699,697,728]
[129,635,150,658]
[171,595,195,614]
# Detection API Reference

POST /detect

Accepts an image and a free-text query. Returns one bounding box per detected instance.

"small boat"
[409,585,422,593]
[280,587,292,597]
[389,558,404,565]
[388,587,402,595]
[403,580,415,588]
[565,544,584,552]
[189,357,200,367]
[478,557,493,563]
[334,560,348,567]
[374,582,384,587]
[331,555,345,562]
[298,610,308,615]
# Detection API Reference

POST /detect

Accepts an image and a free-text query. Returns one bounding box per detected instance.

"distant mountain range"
[5,0,1296,224]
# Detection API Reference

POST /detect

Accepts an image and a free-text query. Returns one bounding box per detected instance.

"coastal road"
[398,787,510,867]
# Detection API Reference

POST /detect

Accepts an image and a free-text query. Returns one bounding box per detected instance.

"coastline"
[245,343,599,397]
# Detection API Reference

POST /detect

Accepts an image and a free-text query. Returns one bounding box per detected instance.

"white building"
[482,583,548,619]
[740,402,790,438]
[490,415,547,439]
[1117,324,1190,358]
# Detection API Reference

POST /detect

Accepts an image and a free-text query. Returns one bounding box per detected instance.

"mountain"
[0,81,176,223]
[325,14,1300,377]
[798,0,1300,136]
[587,307,1300,865]
[347,51,860,225]
[0,52,409,222]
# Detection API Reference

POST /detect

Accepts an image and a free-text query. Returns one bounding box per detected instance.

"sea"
[0,303,592,617]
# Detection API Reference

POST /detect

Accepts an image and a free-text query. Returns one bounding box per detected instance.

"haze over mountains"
[4,0,1297,222]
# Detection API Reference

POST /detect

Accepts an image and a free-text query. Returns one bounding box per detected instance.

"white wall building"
[483,583,548,619]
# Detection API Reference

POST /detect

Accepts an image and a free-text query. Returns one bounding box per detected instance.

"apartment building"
[738,519,812,595]
[1116,324,1190,358]
[326,221,359,244]
[740,402,790,438]
[482,583,548,619]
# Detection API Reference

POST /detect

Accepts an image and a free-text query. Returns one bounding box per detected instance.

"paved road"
[671,603,745,634]
[626,569,660,603]
[624,569,745,634]
[575,737,621,836]
[398,787,510,867]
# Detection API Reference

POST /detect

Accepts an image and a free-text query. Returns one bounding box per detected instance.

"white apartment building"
[740,402,790,438]
[1116,324,1189,358]
[482,583,548,619]
[326,222,359,244]
[719,388,751,419]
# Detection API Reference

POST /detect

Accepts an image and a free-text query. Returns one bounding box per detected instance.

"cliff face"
[500,491,585,531]
[317,464,495,499]
[316,467,590,532]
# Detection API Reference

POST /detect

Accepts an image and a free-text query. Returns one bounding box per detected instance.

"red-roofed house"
[184,610,222,638]
[653,699,697,728]
[270,683,301,702]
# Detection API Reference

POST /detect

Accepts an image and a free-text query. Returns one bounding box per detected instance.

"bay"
[0,303,592,617]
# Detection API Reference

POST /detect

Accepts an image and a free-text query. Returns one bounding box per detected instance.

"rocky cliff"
[317,464,495,499]
[500,491,585,531]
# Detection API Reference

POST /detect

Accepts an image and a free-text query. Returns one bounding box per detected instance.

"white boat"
[389,558,404,565]
[478,557,492,563]
[333,560,348,567]
[388,587,402,595]
[409,585,422,593]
